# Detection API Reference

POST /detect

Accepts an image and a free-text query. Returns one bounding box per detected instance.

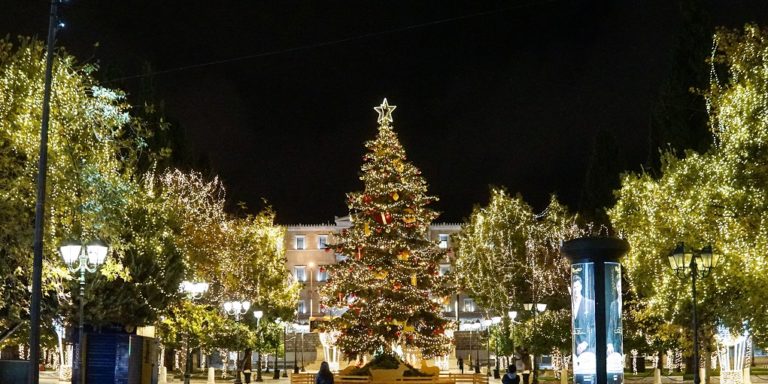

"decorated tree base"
[343,354,432,377]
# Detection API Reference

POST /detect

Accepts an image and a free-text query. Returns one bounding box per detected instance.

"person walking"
[519,348,531,384]
[502,364,521,384]
[458,357,464,374]
[316,361,334,384]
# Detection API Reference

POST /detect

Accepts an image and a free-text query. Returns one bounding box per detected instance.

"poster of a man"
[571,264,596,380]
[605,263,624,377]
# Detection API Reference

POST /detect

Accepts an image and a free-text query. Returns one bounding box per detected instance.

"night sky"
[4,0,768,224]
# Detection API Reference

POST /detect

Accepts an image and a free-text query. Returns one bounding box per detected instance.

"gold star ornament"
[374,98,397,125]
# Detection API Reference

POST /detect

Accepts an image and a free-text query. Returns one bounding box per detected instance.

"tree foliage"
[453,189,580,317]
[609,24,768,349]
[0,37,175,339]
[0,38,299,354]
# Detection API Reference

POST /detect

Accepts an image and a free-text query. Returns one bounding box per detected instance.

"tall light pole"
[29,4,65,382]
[254,310,264,382]
[224,300,251,384]
[668,243,720,384]
[180,281,209,384]
[59,239,109,384]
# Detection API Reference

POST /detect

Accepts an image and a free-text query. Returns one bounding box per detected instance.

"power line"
[105,1,555,83]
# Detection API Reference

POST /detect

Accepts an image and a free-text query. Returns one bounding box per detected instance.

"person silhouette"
[316,361,334,384]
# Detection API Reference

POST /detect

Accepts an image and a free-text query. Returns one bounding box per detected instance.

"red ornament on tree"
[373,211,392,225]
[363,195,373,204]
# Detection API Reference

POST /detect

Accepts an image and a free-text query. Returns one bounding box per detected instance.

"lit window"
[438,234,449,249]
[439,264,451,276]
[298,300,307,314]
[317,266,328,282]
[294,266,306,282]
[317,235,328,249]
[295,235,306,250]
[463,298,476,312]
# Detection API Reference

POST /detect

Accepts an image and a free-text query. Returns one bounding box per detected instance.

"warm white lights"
[59,238,109,272]
[223,300,251,321]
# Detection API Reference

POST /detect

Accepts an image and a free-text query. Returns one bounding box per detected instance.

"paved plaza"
[36,370,768,384]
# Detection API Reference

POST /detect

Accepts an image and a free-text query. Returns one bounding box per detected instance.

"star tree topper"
[374,98,397,125]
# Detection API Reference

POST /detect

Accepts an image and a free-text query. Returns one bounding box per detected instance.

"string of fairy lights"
[453,189,579,315]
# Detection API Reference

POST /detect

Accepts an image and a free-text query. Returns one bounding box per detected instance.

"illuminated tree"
[0,37,172,339]
[156,171,299,371]
[453,189,579,362]
[216,209,301,319]
[320,99,451,359]
[609,24,768,349]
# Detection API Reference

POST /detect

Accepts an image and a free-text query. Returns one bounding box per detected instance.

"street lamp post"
[491,316,501,377]
[275,318,284,379]
[308,262,315,320]
[301,331,306,372]
[223,300,251,384]
[293,322,300,373]
[180,281,209,384]
[29,3,64,382]
[254,310,264,382]
[280,321,289,377]
[507,310,518,359]
[59,239,109,384]
[668,243,720,384]
[523,303,546,384]
[482,319,493,377]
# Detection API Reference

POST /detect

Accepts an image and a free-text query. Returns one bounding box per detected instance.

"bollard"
[653,368,661,384]
[208,367,216,384]
[744,367,752,384]
[159,366,167,384]
[560,368,568,384]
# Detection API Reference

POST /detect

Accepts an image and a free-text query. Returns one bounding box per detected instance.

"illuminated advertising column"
[562,237,629,384]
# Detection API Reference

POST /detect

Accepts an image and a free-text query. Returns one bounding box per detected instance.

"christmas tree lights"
[320,99,452,359]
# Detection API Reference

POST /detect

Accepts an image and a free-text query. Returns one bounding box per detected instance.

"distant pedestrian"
[458,357,464,374]
[520,348,531,384]
[316,361,334,384]
[502,364,520,384]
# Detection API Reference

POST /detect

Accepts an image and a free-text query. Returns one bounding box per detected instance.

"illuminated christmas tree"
[321,99,452,360]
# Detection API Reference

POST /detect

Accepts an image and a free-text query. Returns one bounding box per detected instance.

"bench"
[446,373,488,384]
[291,373,316,384]
[338,375,372,384]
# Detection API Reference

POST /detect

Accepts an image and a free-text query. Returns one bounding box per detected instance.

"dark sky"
[4,0,768,224]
